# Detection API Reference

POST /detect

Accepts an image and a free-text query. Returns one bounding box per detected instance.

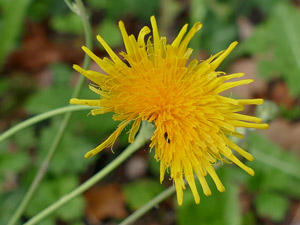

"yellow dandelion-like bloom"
[70,16,268,205]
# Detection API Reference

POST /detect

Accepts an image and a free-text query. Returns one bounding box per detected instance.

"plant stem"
[119,164,222,225]
[119,185,176,225]
[0,105,94,143]
[253,150,300,180]
[72,0,92,99]
[24,122,153,225]
[7,1,92,225]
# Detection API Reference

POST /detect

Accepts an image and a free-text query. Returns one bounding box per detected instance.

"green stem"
[0,105,94,143]
[72,0,92,99]
[7,1,92,225]
[119,185,176,225]
[253,150,300,180]
[119,164,222,225]
[24,122,153,225]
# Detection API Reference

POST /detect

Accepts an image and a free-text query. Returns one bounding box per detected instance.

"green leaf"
[50,63,74,86]
[126,0,159,21]
[38,118,94,175]
[0,151,30,174]
[148,150,160,177]
[223,170,242,225]
[254,192,289,222]
[25,62,74,114]
[0,189,25,225]
[122,179,164,210]
[25,86,73,114]
[241,212,256,225]
[50,12,82,34]
[0,127,34,178]
[73,111,119,135]
[25,175,84,222]
[250,0,285,14]
[96,19,123,49]
[0,78,9,95]
[279,105,300,121]
[0,0,32,69]
[86,0,109,9]
[177,167,241,225]
[240,2,300,96]
[247,132,300,197]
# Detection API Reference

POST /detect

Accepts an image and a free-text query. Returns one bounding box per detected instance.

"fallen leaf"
[228,58,267,99]
[84,183,128,224]
[6,21,82,72]
[269,80,296,108]
[261,118,300,155]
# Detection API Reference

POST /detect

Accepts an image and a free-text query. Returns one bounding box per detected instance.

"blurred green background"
[1,0,300,224]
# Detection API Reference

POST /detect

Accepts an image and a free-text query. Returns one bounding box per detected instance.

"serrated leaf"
[0,189,25,225]
[240,2,300,96]
[122,179,164,210]
[223,170,242,225]
[0,151,30,174]
[247,132,300,197]
[38,118,94,175]
[177,167,241,225]
[254,192,289,222]
[25,175,84,222]
[0,127,34,176]
[25,87,73,114]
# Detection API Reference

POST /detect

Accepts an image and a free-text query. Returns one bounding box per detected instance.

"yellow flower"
[70,16,268,205]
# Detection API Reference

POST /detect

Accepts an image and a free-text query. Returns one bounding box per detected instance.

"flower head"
[70,16,268,205]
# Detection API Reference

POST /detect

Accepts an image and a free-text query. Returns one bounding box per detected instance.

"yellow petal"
[73,64,108,85]
[195,169,212,196]
[70,98,100,106]
[96,35,125,65]
[204,162,225,192]
[229,113,262,123]
[208,41,238,72]
[223,73,245,81]
[175,176,185,206]
[160,162,166,183]
[119,21,134,56]
[230,121,269,129]
[238,99,264,105]
[171,24,188,48]
[128,118,141,143]
[215,79,253,93]
[81,46,106,68]
[226,139,254,161]
[225,152,255,176]
[150,16,160,47]
[84,121,130,158]
[178,22,202,55]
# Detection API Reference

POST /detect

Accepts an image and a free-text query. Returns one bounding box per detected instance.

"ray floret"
[70,16,268,205]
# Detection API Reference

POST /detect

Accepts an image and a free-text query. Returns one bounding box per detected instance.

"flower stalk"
[24,122,154,225]
[7,1,92,225]
[119,185,176,225]
[0,105,94,144]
